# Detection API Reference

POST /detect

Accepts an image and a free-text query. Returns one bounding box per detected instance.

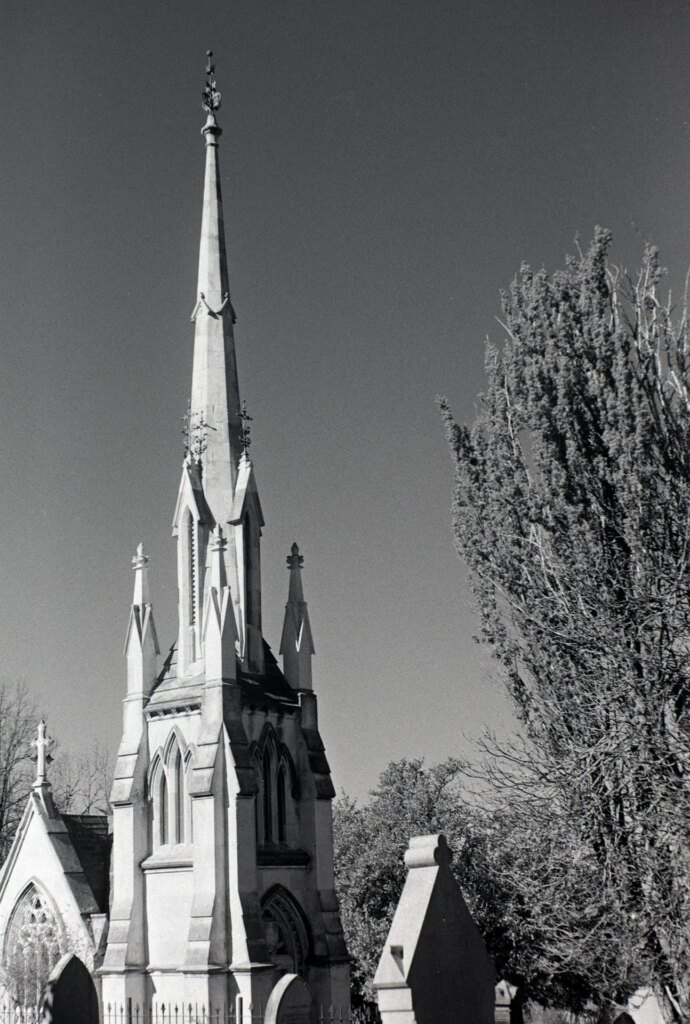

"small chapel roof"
[0,724,112,930]
[62,814,111,914]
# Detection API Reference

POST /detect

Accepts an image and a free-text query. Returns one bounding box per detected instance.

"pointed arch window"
[256,733,299,849]
[262,746,273,843]
[5,885,64,1007]
[277,762,287,843]
[261,887,310,978]
[253,753,262,846]
[152,734,190,850]
[184,751,194,843]
[160,771,169,846]
[174,748,185,844]
[182,508,198,662]
[243,513,253,625]
[178,506,208,669]
[243,508,263,671]
[187,512,196,625]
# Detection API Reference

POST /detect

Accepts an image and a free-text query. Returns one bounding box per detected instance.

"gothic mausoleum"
[0,54,350,1022]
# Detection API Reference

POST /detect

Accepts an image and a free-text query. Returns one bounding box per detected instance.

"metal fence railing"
[0,1007,43,1024]
[103,1007,248,1024]
[0,998,380,1024]
[101,1004,379,1024]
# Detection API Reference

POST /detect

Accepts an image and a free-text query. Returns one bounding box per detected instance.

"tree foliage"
[333,759,514,1007]
[333,758,600,1017]
[440,231,690,1018]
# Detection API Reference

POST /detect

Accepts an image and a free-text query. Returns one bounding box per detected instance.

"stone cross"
[287,542,304,572]
[32,719,54,787]
[131,542,149,572]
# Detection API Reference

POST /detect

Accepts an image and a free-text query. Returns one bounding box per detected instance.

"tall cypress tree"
[441,231,690,1019]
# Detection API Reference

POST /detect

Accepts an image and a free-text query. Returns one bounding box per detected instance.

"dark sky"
[0,1,688,799]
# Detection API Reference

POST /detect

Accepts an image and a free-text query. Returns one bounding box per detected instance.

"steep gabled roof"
[62,814,111,914]
[0,787,111,951]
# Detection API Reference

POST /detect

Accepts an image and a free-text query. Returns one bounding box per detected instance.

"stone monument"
[373,834,496,1024]
[495,979,523,1023]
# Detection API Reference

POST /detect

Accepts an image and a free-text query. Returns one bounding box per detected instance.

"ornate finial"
[202,50,221,114]
[287,542,304,571]
[210,524,227,552]
[32,720,54,787]
[132,543,149,571]
[182,402,215,463]
[404,833,453,869]
[239,400,253,455]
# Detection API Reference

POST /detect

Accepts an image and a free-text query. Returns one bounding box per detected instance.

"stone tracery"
[4,884,63,1007]
[150,732,189,849]
[261,886,310,978]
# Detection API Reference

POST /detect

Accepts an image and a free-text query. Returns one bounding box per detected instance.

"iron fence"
[101,1004,377,1024]
[103,1006,251,1024]
[0,999,379,1024]
[0,1007,43,1023]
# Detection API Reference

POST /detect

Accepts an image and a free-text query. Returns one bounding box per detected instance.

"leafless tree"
[51,743,113,816]
[0,682,38,865]
[0,680,113,869]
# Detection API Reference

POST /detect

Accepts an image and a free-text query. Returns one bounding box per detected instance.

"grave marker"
[373,834,496,1024]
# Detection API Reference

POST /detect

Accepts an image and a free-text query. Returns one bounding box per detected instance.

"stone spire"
[123,544,159,731]
[131,541,151,606]
[174,53,265,680]
[279,543,315,690]
[189,51,243,523]
[202,525,238,681]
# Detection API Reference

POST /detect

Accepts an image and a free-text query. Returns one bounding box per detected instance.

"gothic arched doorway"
[42,953,99,1024]
[261,886,310,977]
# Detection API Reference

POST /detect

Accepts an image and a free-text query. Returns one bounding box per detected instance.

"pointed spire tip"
[202,50,221,134]
[132,543,149,570]
[287,543,304,570]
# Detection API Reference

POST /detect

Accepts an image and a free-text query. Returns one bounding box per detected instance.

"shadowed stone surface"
[41,954,98,1024]
[265,973,315,1024]
[373,834,496,1024]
